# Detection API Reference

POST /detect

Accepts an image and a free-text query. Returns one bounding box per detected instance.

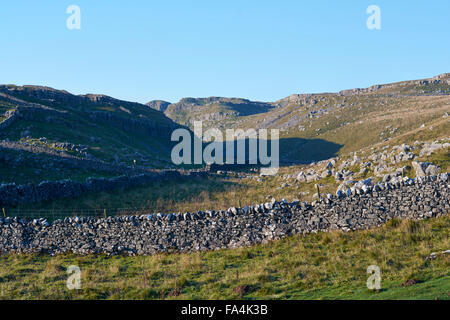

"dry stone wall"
[0,173,448,256]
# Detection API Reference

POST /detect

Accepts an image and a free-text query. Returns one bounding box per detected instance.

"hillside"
[1,215,448,300]
[158,97,276,129]
[0,85,184,184]
[148,73,449,164]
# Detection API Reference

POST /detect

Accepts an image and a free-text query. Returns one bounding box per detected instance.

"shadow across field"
[279,137,343,165]
[205,137,343,171]
[7,175,244,219]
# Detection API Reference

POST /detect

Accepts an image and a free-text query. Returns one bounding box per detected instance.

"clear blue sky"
[0,0,449,103]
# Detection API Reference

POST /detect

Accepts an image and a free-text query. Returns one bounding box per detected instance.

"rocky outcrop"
[0,106,175,139]
[412,161,441,177]
[338,73,450,96]
[419,142,450,157]
[0,109,18,130]
[0,174,448,256]
[164,97,275,128]
[0,85,182,146]
[0,105,65,131]
[146,100,171,113]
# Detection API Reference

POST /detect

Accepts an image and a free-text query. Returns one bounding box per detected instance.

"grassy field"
[0,216,448,300]
[6,173,332,218]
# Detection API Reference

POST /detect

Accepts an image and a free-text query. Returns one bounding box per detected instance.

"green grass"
[7,173,329,215]
[0,216,448,300]
[7,176,264,213]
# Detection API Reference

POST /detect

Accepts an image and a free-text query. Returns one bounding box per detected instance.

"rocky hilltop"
[146,100,171,112]
[151,96,276,129]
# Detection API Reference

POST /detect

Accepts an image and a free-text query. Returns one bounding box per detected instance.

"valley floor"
[0,216,448,300]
